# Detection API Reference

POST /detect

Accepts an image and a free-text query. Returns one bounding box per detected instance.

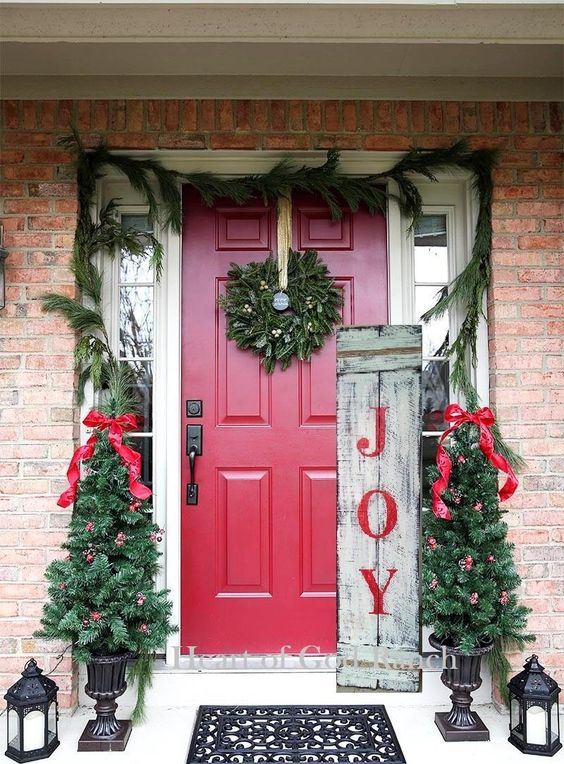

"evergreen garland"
[219,250,343,372]
[45,129,505,423]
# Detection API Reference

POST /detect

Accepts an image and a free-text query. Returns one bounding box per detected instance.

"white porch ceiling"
[1,3,562,100]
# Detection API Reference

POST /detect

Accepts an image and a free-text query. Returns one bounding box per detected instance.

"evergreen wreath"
[219,249,343,373]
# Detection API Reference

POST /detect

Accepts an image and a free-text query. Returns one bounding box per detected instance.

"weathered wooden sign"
[337,325,422,692]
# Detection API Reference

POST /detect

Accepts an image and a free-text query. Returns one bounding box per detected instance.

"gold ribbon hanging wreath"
[219,195,343,373]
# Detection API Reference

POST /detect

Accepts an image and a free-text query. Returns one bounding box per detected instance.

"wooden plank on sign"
[336,325,422,692]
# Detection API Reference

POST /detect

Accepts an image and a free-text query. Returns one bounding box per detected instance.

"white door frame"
[94,150,484,669]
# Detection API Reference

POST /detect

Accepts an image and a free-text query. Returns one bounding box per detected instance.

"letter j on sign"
[336,326,422,691]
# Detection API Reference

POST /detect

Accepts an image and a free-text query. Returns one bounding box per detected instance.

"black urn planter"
[77,653,133,752]
[429,633,494,742]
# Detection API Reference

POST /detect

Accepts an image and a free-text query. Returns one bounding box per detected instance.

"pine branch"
[101,360,139,417]
[488,634,535,706]
[41,293,107,337]
[128,652,153,725]
[71,252,103,306]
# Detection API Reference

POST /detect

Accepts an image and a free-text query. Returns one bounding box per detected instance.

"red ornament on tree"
[135,593,146,606]
[429,577,439,590]
[499,591,509,605]
[138,623,150,634]
[457,454,466,464]
[59,583,66,590]
[469,592,479,605]
[90,611,102,622]
[82,619,90,628]
[473,502,483,513]
[115,532,127,547]
[83,548,96,564]
[459,555,474,572]
[427,536,438,550]
[85,521,94,532]
[486,553,496,564]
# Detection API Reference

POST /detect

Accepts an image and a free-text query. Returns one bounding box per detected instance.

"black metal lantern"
[4,659,60,762]
[508,654,562,757]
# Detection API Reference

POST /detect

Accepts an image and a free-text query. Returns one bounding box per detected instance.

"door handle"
[187,446,199,505]
[189,446,198,483]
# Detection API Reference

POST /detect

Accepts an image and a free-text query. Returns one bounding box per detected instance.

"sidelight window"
[117,212,155,490]
[411,210,458,500]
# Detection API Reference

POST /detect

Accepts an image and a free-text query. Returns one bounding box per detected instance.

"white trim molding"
[3,5,560,43]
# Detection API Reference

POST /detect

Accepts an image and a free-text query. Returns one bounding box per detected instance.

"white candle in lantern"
[23,709,44,751]
[527,705,547,746]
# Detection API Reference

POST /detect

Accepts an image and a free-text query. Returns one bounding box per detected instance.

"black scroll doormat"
[187,705,406,763]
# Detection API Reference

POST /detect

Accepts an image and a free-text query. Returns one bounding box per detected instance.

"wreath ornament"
[219,196,342,372]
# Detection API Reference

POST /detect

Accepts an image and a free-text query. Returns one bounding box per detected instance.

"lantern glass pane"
[510,695,524,740]
[7,707,20,752]
[526,704,548,747]
[23,708,45,751]
[48,701,57,742]
[551,700,560,745]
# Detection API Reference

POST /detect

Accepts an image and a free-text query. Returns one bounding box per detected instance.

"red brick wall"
[1,99,562,708]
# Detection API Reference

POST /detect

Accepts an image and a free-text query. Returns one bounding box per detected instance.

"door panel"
[217,469,271,595]
[181,188,388,655]
[300,468,337,595]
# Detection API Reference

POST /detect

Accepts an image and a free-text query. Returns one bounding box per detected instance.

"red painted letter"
[357,406,388,458]
[357,489,398,539]
[360,568,398,615]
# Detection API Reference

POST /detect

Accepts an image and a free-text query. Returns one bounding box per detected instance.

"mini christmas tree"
[37,369,176,722]
[422,403,534,702]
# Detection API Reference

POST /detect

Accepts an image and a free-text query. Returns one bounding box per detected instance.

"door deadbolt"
[186,400,203,417]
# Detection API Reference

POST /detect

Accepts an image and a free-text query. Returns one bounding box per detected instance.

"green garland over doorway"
[42,129,521,467]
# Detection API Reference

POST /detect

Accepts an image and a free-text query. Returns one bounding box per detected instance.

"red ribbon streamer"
[431,403,518,521]
[57,410,152,508]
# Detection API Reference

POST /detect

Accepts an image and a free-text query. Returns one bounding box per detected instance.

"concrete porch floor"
[3,702,527,764]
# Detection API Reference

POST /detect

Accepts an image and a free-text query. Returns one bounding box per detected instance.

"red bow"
[57,410,152,508]
[431,403,518,520]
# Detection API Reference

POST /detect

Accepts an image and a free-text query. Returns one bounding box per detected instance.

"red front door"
[181,188,388,655]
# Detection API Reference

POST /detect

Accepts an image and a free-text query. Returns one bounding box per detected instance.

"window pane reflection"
[120,247,154,283]
[422,360,449,431]
[123,360,153,432]
[414,214,448,282]
[415,286,449,356]
[130,437,153,491]
[120,214,154,283]
[120,286,153,358]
